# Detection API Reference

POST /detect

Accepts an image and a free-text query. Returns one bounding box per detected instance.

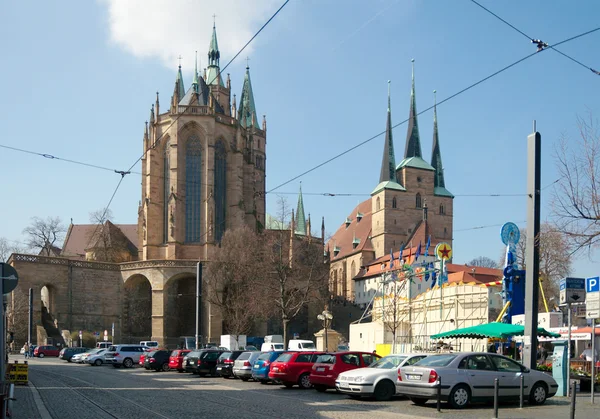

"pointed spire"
[231,94,237,118]
[155,91,160,118]
[206,22,224,86]
[295,183,307,236]
[431,90,446,189]
[176,62,185,99]
[404,59,422,159]
[149,104,155,124]
[192,51,199,90]
[379,80,397,183]
[238,65,258,128]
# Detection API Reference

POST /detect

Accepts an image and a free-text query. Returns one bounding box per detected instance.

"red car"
[168,349,191,372]
[34,345,60,358]
[268,351,324,389]
[309,352,381,392]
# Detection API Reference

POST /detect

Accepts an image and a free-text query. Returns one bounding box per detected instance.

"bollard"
[436,377,442,412]
[519,374,524,408]
[493,378,499,419]
[569,381,576,419]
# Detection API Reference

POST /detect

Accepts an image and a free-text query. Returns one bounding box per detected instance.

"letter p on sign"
[586,276,599,293]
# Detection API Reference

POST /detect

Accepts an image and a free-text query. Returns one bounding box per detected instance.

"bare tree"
[515,224,572,307]
[22,216,66,256]
[7,288,30,347]
[263,198,329,344]
[553,114,600,253]
[205,226,266,339]
[86,208,134,262]
[468,256,499,269]
[0,237,25,262]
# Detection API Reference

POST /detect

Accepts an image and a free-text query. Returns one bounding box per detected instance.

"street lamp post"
[317,307,333,351]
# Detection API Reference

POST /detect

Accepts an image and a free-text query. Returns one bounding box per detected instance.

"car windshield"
[219,352,232,361]
[302,342,316,349]
[315,354,336,364]
[237,352,252,360]
[108,346,117,351]
[368,355,407,369]
[275,353,293,363]
[414,354,457,367]
[170,350,179,356]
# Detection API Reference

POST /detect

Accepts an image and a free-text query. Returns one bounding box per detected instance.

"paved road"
[10,355,600,418]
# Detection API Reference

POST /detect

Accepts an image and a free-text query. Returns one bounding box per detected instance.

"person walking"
[23,343,29,359]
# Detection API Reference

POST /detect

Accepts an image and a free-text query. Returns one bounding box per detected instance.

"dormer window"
[333,245,341,257]
[352,237,360,249]
[356,212,363,222]
[345,217,352,228]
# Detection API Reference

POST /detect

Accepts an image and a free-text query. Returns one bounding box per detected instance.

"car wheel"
[67,359,72,363]
[123,358,134,368]
[529,382,548,405]
[410,397,428,406]
[39,353,45,358]
[374,380,395,401]
[314,385,327,393]
[448,384,471,409]
[298,373,312,389]
[161,363,170,372]
[94,359,102,366]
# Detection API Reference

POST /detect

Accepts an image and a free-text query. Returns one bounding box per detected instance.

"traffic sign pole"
[1,263,5,382]
[592,320,595,405]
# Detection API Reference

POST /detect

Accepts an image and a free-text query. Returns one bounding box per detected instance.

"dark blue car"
[251,351,281,383]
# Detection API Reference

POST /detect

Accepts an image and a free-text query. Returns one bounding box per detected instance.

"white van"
[140,341,159,348]
[287,339,316,351]
[96,342,112,349]
[261,342,285,352]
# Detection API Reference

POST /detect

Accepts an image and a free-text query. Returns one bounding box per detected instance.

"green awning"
[430,322,561,340]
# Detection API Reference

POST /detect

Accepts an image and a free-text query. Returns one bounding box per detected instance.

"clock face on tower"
[500,222,520,246]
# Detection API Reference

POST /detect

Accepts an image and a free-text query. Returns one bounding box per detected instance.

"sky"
[1,0,599,277]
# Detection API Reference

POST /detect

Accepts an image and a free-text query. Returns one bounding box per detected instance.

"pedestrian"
[29,343,35,358]
[579,343,598,361]
[536,343,548,365]
[23,343,29,359]
[487,342,496,353]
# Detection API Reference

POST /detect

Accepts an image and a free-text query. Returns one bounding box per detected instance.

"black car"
[59,347,89,362]
[196,350,224,376]
[216,351,244,378]
[143,350,171,371]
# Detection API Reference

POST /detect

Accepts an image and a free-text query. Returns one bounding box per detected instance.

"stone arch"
[40,284,57,315]
[123,274,152,342]
[40,283,64,346]
[163,273,197,346]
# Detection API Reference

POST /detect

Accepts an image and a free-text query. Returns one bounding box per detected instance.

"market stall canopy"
[430,322,561,340]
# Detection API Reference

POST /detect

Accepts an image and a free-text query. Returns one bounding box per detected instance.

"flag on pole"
[414,241,422,263]
[389,248,394,269]
[424,235,431,257]
[408,241,413,264]
[430,267,437,288]
[398,243,405,265]
[425,261,431,281]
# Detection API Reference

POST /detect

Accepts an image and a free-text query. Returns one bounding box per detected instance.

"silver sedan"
[397,352,558,409]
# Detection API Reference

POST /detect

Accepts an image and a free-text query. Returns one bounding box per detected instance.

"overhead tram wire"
[82,0,291,250]
[266,27,600,194]
[469,0,599,75]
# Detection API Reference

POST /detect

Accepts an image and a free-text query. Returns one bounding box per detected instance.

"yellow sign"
[6,362,28,384]
[435,242,452,260]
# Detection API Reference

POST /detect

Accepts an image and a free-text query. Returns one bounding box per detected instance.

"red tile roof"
[327,199,373,261]
[61,223,138,259]
[446,263,502,284]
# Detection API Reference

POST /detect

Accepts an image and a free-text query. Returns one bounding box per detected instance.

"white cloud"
[100,0,279,69]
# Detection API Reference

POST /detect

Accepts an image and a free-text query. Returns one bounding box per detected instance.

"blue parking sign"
[586,276,599,293]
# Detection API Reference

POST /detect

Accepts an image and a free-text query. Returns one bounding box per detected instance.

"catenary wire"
[266,27,600,194]
[469,0,599,74]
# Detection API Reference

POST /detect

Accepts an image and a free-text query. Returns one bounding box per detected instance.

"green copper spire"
[295,184,307,236]
[431,90,453,197]
[206,22,225,87]
[176,64,185,99]
[404,59,422,159]
[238,64,258,128]
[379,80,397,183]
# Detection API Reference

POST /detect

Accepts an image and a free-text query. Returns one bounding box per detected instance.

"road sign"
[104,330,108,341]
[0,263,19,294]
[586,276,600,319]
[560,277,585,304]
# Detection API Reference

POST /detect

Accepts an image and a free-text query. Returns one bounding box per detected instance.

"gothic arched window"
[185,137,202,243]
[163,142,170,243]
[333,270,338,295]
[351,261,356,279]
[376,197,381,211]
[392,196,397,208]
[214,140,227,243]
[439,204,445,215]
[416,193,422,209]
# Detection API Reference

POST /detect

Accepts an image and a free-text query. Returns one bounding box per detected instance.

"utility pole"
[523,124,541,369]
[195,262,203,350]
[1,263,5,380]
[28,289,33,347]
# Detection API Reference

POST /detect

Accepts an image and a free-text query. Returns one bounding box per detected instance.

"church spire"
[404,59,422,159]
[238,64,258,128]
[176,61,185,99]
[192,51,199,91]
[431,90,453,197]
[295,184,307,236]
[379,80,396,183]
[206,21,224,86]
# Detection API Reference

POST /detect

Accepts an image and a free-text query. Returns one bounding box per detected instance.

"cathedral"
[139,23,266,260]
[328,63,454,301]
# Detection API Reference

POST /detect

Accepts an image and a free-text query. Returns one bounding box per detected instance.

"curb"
[28,381,52,419]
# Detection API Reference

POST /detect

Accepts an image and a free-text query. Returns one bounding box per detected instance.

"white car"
[336,354,428,401]
[85,349,107,366]
[71,351,93,363]
[397,352,558,408]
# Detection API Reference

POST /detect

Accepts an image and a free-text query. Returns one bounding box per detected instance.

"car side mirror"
[522,367,530,373]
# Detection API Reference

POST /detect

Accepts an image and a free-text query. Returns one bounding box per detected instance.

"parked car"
[287,340,316,351]
[72,349,94,364]
[105,345,145,368]
[261,342,285,352]
[85,348,107,366]
[169,349,191,372]
[397,352,558,408]
[140,341,159,348]
[233,351,262,381]
[310,351,381,392]
[96,342,112,349]
[185,350,223,376]
[59,347,90,362]
[269,351,324,389]
[143,350,171,371]
[252,351,282,384]
[336,353,428,400]
[34,345,60,358]
[216,351,244,378]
